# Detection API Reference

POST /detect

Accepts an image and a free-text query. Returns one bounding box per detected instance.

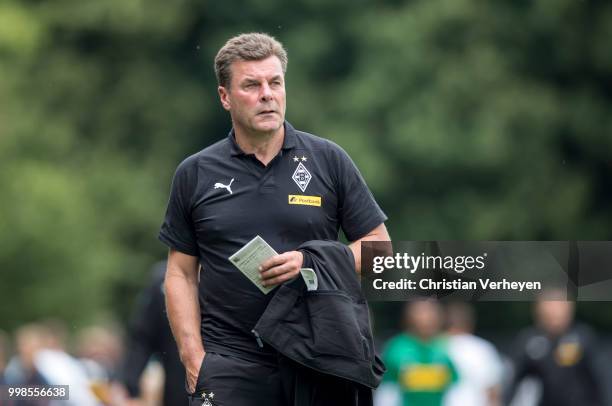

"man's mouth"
[258,110,276,115]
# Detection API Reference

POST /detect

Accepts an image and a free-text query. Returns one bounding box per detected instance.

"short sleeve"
[158,156,199,256]
[330,143,387,241]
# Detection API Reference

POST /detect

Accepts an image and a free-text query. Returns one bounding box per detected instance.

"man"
[4,325,50,406]
[379,300,457,406]
[506,290,606,406]
[0,330,8,385]
[443,303,502,406]
[115,262,186,406]
[159,32,389,406]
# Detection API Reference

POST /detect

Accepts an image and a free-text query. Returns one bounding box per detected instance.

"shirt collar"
[228,121,297,157]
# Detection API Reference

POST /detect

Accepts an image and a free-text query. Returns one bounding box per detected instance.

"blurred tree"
[1,0,611,331]
[312,0,612,242]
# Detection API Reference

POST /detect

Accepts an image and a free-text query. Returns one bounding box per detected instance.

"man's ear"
[218,86,231,111]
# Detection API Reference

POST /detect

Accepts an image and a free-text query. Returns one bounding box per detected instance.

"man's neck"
[447,327,469,336]
[234,124,285,166]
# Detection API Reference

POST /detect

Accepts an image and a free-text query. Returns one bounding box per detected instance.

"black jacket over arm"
[253,240,385,400]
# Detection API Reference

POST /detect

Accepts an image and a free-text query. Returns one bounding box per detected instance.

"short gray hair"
[214,32,288,88]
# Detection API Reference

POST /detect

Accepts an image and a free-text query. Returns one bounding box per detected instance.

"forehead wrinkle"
[232,58,284,82]
[240,68,282,79]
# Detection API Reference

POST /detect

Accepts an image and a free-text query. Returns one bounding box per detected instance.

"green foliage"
[1,0,611,331]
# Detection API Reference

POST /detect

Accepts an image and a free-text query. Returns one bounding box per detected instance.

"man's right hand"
[185,350,206,394]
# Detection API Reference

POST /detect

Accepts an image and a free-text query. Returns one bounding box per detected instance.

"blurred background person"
[506,289,607,406]
[75,324,125,404]
[376,300,457,406]
[0,329,9,385]
[31,320,101,406]
[4,324,51,406]
[5,321,101,406]
[443,302,502,406]
[5,324,49,386]
[76,324,124,381]
[114,262,186,406]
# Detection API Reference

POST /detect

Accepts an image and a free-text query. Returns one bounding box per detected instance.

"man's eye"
[245,83,258,89]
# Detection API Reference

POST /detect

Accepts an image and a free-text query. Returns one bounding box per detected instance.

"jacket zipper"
[251,329,264,348]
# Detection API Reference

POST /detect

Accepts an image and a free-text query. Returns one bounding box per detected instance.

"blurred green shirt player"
[382,301,457,406]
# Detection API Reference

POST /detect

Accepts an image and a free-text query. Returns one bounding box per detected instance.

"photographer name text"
[372,278,542,292]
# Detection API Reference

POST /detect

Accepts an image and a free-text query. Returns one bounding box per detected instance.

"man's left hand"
[259,251,303,287]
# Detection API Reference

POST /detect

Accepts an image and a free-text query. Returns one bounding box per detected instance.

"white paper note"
[229,235,278,294]
[300,268,318,291]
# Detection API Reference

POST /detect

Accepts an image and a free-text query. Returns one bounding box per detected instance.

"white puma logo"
[214,178,234,194]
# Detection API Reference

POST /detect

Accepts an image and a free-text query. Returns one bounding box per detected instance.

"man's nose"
[260,82,273,101]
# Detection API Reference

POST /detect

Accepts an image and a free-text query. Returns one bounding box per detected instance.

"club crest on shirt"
[201,392,215,406]
[292,162,312,192]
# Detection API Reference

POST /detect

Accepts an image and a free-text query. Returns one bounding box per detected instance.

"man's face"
[405,301,443,340]
[218,56,286,136]
[535,300,574,336]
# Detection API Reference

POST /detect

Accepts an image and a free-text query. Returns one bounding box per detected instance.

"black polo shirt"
[159,121,387,362]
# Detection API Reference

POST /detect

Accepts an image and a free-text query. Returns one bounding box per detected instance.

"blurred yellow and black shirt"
[509,324,605,406]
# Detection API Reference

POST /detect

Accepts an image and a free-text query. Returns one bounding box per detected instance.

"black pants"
[187,352,372,406]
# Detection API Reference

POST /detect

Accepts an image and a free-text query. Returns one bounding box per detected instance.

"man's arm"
[164,249,203,393]
[348,222,390,274]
